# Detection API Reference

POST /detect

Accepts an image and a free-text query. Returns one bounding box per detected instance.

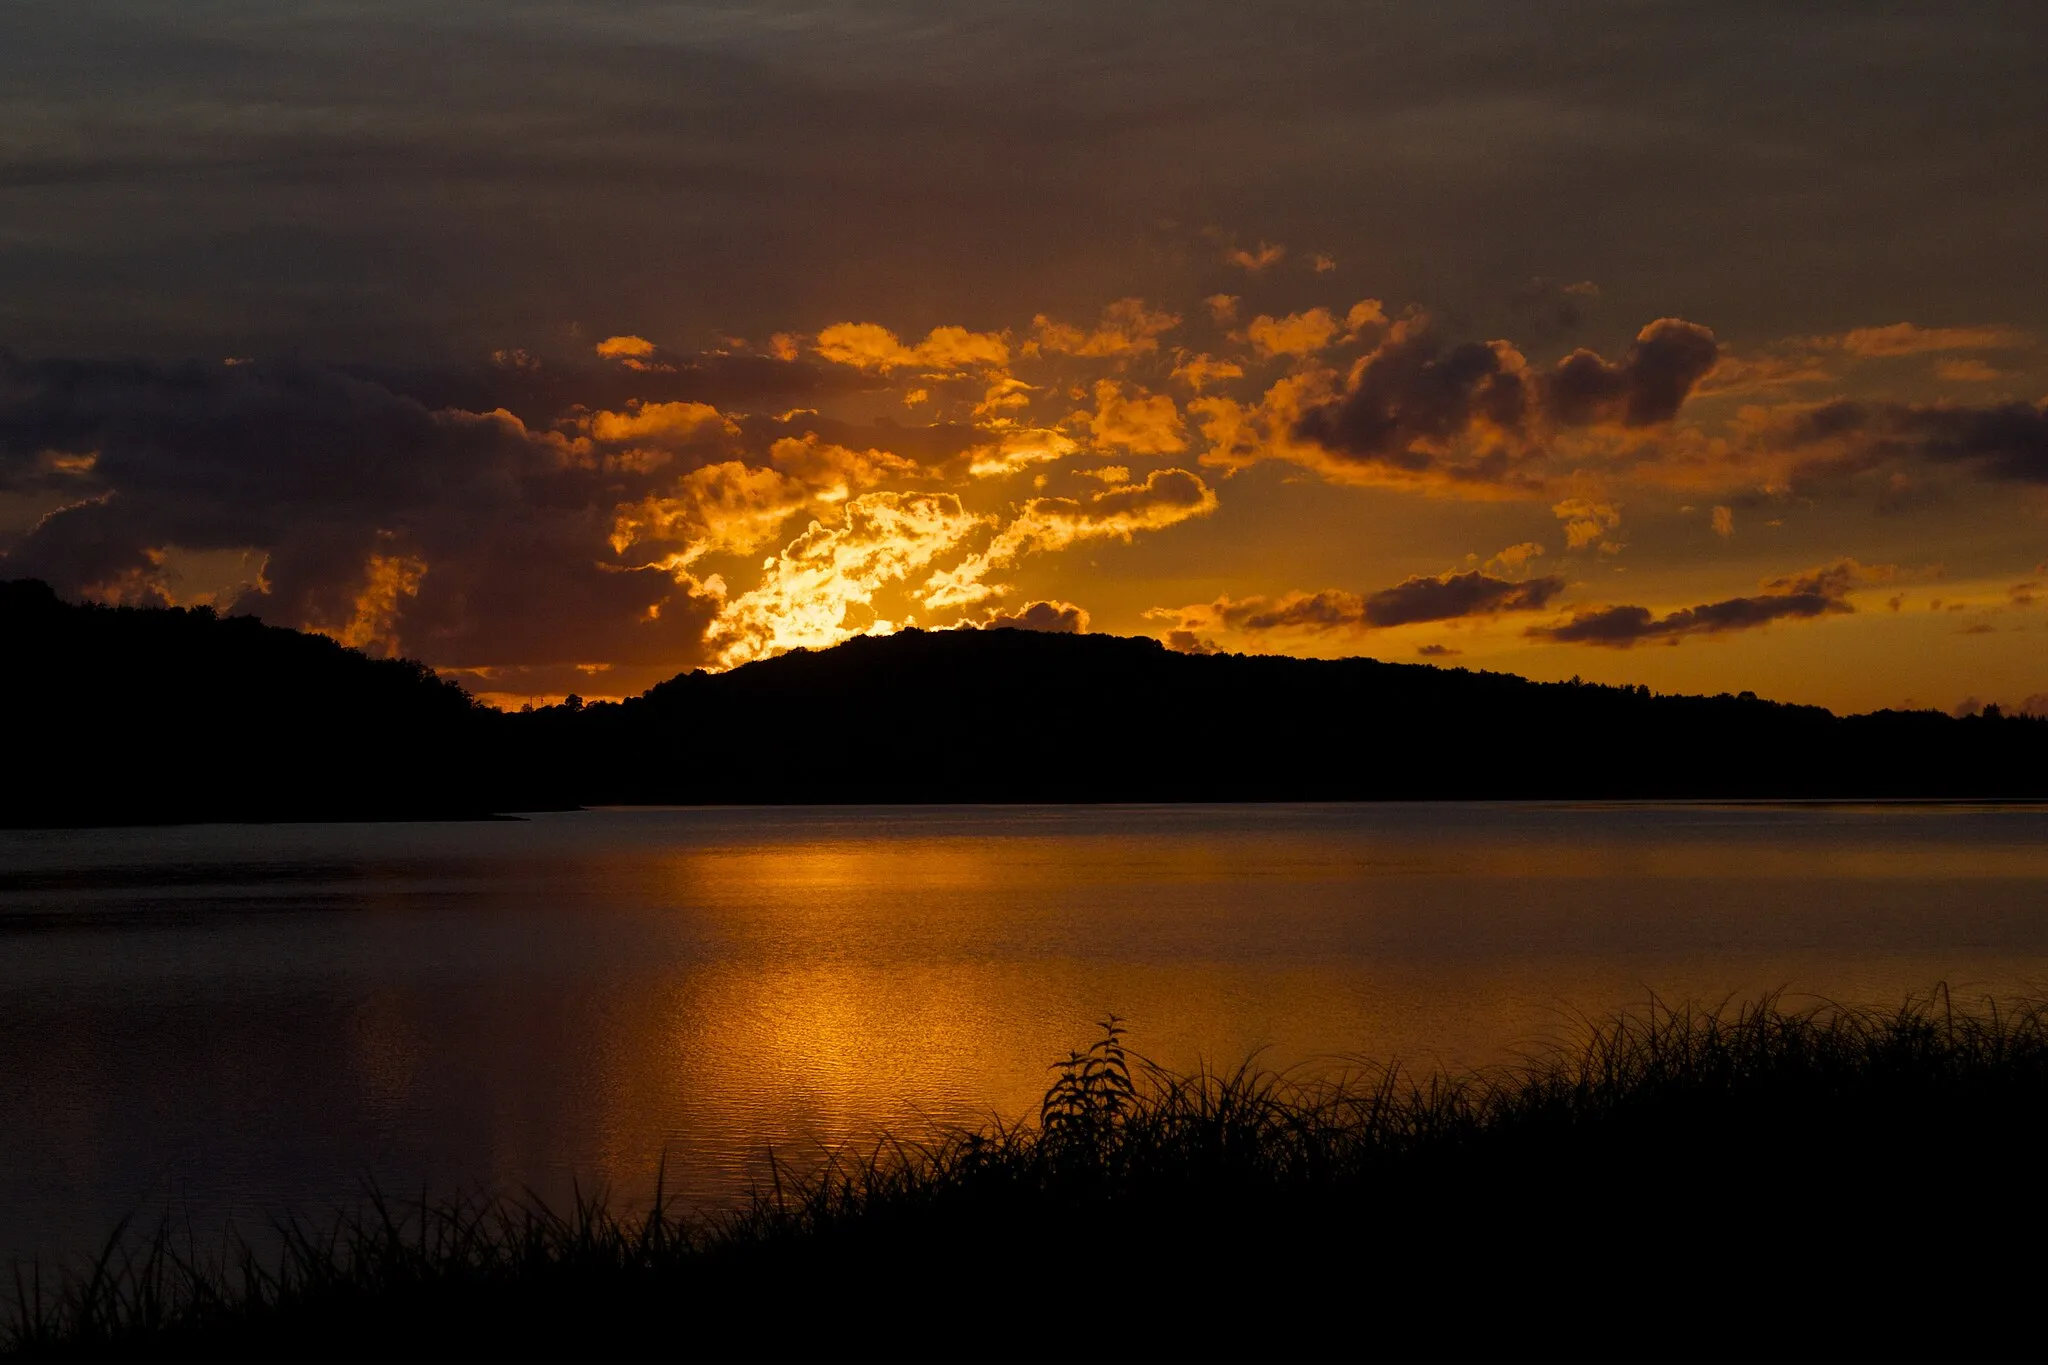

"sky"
[1,0,2044,713]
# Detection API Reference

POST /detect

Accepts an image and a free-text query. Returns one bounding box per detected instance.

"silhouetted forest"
[515,620,2047,806]
[0,580,498,825]
[5,578,2044,826]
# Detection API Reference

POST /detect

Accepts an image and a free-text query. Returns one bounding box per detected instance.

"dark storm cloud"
[1779,399,2048,486]
[1165,570,1566,642]
[1361,571,1567,628]
[1529,561,1872,648]
[0,352,720,668]
[1545,319,1720,428]
[1292,326,1533,474]
[1890,403,2048,483]
[1291,318,1717,480]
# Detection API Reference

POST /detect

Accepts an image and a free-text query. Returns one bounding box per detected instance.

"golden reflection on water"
[524,810,2048,1209]
[7,803,2048,1255]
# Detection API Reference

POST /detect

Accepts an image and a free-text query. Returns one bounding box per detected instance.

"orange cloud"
[1087,380,1188,456]
[1170,354,1245,392]
[586,400,734,446]
[1484,541,1546,574]
[1247,307,1341,358]
[814,322,1010,373]
[1029,298,1181,358]
[331,550,426,656]
[767,434,919,498]
[926,468,1218,609]
[965,426,1079,478]
[1226,240,1286,272]
[1552,497,1622,551]
[711,491,989,664]
[609,460,809,563]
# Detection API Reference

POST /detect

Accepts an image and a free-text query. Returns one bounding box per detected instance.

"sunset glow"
[1,3,2041,717]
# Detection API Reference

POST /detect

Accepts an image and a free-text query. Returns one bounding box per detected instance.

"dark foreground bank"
[9,991,2046,1355]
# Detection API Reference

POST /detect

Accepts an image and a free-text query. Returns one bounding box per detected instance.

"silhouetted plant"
[1040,1016,1136,1165]
[8,988,2048,1355]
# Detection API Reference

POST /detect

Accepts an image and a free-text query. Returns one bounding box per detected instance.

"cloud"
[1544,319,1720,428]
[1778,399,2048,485]
[1357,570,1567,627]
[1170,354,1245,392]
[982,599,1089,633]
[1813,323,2029,357]
[1291,318,1535,479]
[1153,569,1565,641]
[586,400,736,447]
[1552,497,1622,551]
[1711,505,1734,538]
[814,322,1010,373]
[1528,558,1890,648]
[1226,241,1286,272]
[1934,359,2010,383]
[1087,380,1188,456]
[927,467,1218,609]
[1485,541,1545,574]
[1247,308,1341,358]
[710,490,989,665]
[1416,642,1461,657]
[608,460,810,563]
[595,335,661,362]
[1029,298,1181,358]
[964,426,1079,478]
[332,550,426,656]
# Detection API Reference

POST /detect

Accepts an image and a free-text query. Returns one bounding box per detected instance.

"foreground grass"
[11,990,2048,1355]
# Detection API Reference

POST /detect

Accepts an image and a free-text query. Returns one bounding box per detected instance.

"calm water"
[3,802,2046,1264]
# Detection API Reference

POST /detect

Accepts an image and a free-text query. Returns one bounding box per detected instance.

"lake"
[3,802,2046,1266]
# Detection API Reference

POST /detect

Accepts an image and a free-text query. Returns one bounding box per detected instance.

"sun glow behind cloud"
[4,264,2044,715]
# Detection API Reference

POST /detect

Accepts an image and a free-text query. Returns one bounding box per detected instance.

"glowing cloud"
[926,468,1219,610]
[332,550,426,656]
[609,461,809,563]
[1247,308,1341,359]
[711,491,989,665]
[1029,298,1181,358]
[1087,380,1188,456]
[814,322,1010,373]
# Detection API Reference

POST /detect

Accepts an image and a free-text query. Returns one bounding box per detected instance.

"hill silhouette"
[5,579,2044,826]
[0,579,500,826]
[514,621,2048,805]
